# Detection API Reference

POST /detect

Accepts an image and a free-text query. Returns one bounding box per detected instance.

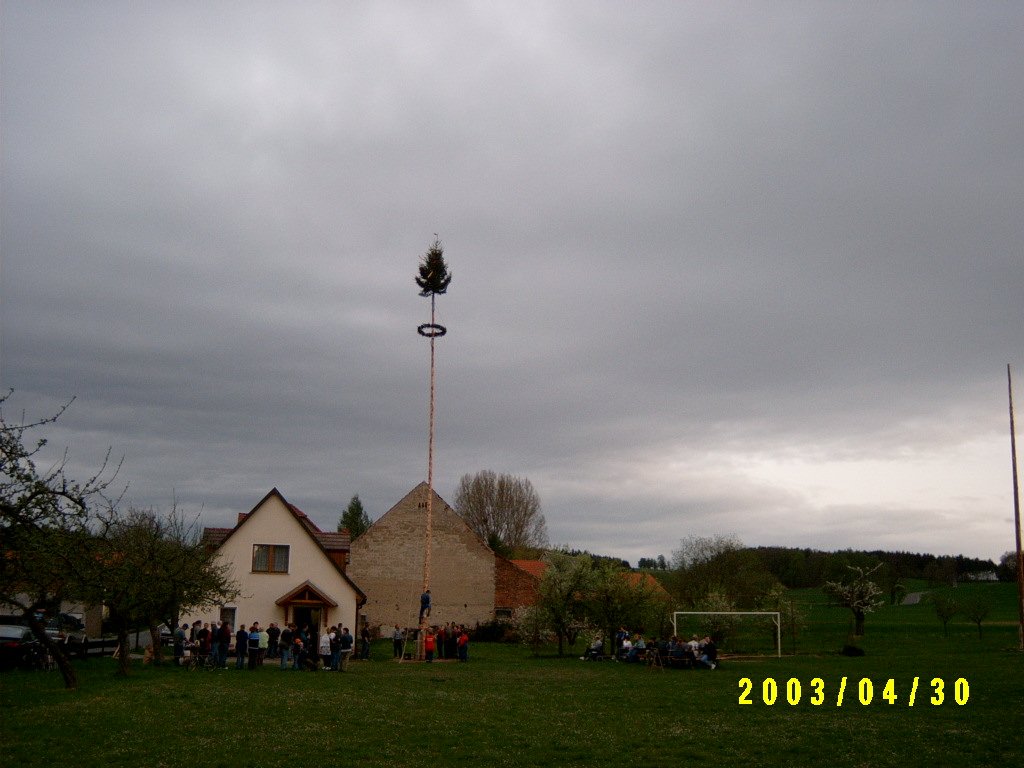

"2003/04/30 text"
[738,677,969,707]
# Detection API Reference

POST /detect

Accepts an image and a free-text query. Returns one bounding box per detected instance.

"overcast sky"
[2,1,1021,566]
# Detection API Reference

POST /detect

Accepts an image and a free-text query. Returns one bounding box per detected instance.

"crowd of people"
[391,622,470,662]
[171,620,361,671]
[582,628,718,669]
[169,617,473,669]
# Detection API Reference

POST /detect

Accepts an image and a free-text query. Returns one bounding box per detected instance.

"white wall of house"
[191,492,361,633]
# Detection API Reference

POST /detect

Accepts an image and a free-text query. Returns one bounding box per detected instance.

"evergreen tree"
[415,236,452,297]
[340,494,371,541]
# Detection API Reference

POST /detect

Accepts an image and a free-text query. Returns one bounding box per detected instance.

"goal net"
[672,611,781,658]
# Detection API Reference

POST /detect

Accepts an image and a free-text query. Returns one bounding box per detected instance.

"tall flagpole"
[1007,364,1023,651]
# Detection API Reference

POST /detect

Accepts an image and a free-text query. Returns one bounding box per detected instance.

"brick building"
[348,482,540,630]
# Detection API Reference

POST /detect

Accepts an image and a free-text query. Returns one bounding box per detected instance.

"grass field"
[2,584,1022,768]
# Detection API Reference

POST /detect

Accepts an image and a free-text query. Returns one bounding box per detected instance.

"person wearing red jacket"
[424,629,436,663]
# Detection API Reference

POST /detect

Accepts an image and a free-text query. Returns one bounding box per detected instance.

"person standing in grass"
[436,624,446,659]
[458,627,469,662]
[278,624,293,669]
[173,623,188,666]
[267,622,280,659]
[247,623,261,670]
[392,625,404,659]
[327,625,340,670]
[235,624,248,669]
[360,622,371,660]
[216,622,232,669]
[197,623,211,658]
[319,626,333,670]
[258,624,270,666]
[445,623,458,658]
[339,627,354,671]
[424,628,436,663]
[291,636,305,670]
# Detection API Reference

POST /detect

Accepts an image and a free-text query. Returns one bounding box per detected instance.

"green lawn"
[2,586,1022,768]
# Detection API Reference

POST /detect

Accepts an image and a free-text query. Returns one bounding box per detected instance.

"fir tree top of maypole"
[416,235,451,338]
[415,236,452,297]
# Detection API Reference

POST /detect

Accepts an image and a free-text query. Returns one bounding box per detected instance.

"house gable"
[195,489,364,633]
[276,580,339,608]
[348,482,496,629]
[214,488,363,600]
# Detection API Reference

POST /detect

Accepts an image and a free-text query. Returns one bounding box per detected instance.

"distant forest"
[637,546,1003,589]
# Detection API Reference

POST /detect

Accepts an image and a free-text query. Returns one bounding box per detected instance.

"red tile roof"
[510,560,670,598]
[210,496,349,553]
[510,560,547,579]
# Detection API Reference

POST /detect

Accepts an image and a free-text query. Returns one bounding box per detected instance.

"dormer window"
[252,544,290,573]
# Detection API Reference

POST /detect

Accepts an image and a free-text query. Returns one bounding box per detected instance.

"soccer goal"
[672,611,782,658]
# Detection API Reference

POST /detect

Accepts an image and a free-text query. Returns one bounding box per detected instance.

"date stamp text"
[737,677,969,707]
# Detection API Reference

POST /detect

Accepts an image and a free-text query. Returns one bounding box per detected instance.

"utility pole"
[1007,364,1023,651]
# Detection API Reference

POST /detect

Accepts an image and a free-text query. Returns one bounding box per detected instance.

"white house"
[195,489,365,634]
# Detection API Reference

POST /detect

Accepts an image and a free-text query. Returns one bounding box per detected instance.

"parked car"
[0,625,35,670]
[0,613,88,656]
[158,623,175,646]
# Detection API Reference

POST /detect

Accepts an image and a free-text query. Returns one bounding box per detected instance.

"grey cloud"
[2,2,1021,563]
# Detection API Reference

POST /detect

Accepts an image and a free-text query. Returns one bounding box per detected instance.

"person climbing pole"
[419,589,432,620]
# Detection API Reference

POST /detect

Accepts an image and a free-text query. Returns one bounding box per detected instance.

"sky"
[2,1,1021,567]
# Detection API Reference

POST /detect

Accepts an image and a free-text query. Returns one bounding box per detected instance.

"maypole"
[1007,364,1023,651]
[415,236,451,652]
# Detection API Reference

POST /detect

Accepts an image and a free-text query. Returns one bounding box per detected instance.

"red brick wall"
[495,557,540,610]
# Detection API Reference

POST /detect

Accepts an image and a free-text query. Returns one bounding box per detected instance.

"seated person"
[698,636,717,669]
[669,642,693,668]
[616,636,632,661]
[583,635,603,660]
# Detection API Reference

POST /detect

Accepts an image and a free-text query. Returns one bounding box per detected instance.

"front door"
[293,606,322,633]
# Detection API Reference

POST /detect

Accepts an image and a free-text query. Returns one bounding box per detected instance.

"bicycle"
[20,641,56,672]
[185,649,216,671]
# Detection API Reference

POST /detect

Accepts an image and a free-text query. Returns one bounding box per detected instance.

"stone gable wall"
[348,484,496,631]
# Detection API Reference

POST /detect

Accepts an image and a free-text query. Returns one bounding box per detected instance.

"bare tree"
[667,534,778,609]
[930,593,958,637]
[0,393,120,689]
[959,593,992,640]
[454,470,548,557]
[80,505,240,676]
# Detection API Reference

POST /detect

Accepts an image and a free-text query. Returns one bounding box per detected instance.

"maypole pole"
[1007,364,1023,651]
[415,236,451,655]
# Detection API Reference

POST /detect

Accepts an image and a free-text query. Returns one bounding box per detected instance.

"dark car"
[0,624,35,670]
[46,613,88,644]
[0,613,88,656]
